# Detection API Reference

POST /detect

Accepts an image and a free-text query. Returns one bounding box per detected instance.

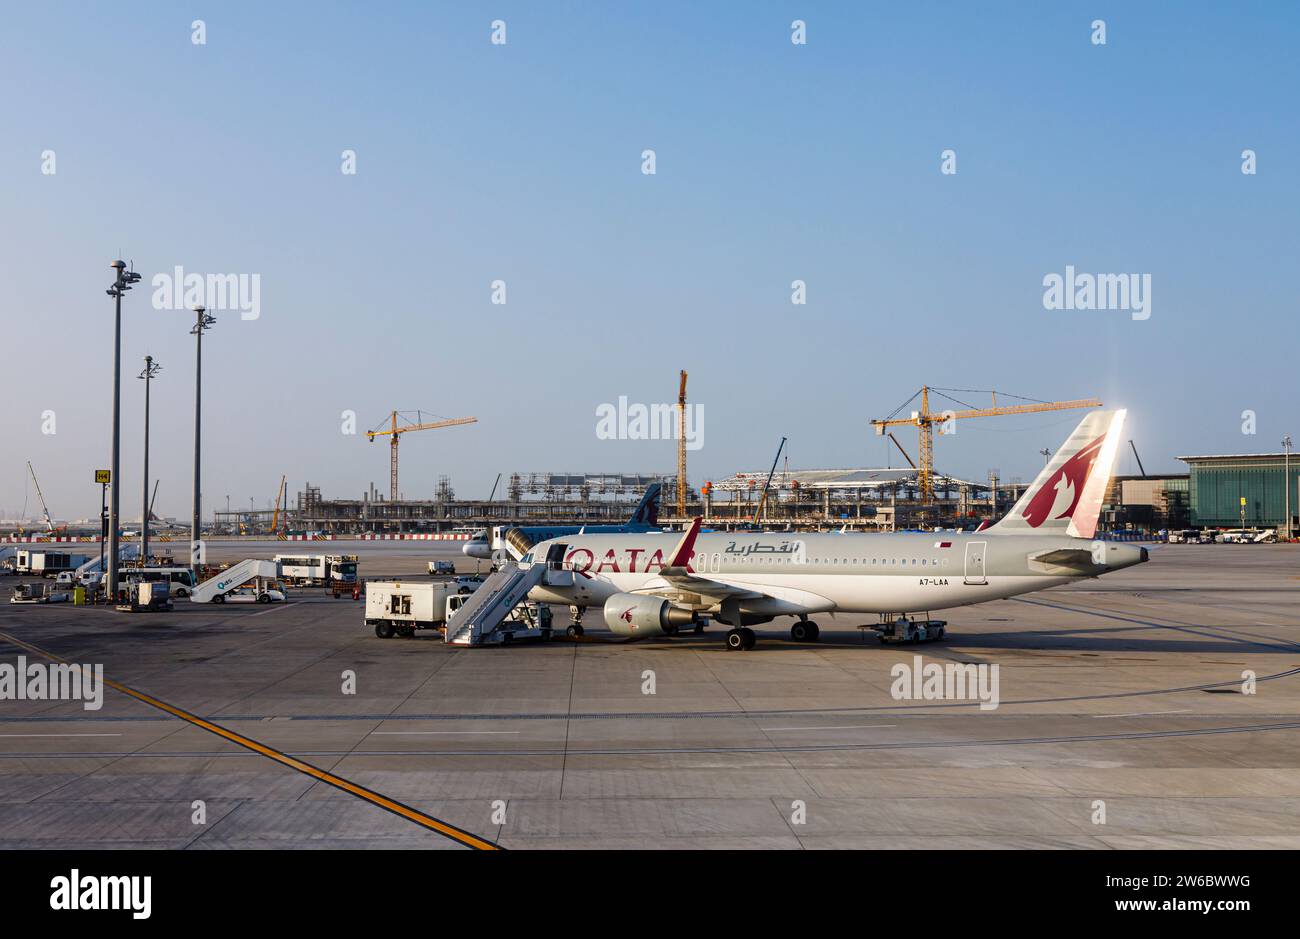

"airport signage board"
[94,470,111,484]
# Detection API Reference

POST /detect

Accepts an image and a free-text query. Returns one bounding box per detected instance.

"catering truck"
[15,550,91,578]
[273,553,358,586]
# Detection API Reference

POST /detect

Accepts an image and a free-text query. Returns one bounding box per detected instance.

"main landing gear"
[725,627,757,651]
[566,605,586,638]
[790,617,820,643]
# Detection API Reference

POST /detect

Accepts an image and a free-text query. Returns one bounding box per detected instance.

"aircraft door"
[544,542,568,569]
[964,541,987,585]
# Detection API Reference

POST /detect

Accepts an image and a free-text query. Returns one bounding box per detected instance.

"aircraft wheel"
[741,628,757,650]
[807,622,820,641]
[375,622,395,639]
[791,621,810,642]
[725,629,746,651]
[694,622,705,634]
[566,624,584,638]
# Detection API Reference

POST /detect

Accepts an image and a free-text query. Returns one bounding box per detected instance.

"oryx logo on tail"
[1022,434,1105,527]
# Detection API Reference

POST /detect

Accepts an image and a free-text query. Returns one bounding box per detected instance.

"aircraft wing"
[630,520,766,602]
[622,518,831,613]
[633,570,766,603]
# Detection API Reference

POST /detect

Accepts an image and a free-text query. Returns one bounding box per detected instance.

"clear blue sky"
[2,2,1297,519]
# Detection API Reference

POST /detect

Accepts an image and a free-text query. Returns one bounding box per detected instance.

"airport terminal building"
[1178,452,1300,529]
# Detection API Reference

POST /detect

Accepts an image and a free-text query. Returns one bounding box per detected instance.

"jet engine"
[603,593,696,637]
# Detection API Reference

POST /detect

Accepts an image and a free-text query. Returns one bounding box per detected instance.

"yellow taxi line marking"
[0,631,500,850]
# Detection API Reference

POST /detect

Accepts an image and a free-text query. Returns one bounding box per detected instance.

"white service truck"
[365,581,473,638]
[274,554,358,586]
[365,580,552,639]
[16,550,91,577]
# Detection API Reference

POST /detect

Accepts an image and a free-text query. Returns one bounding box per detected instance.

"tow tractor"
[874,614,946,644]
[9,582,71,605]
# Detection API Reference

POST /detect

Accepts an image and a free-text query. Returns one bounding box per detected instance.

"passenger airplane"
[522,410,1147,649]
[463,482,663,560]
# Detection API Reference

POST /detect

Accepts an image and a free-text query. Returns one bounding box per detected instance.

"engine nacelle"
[603,593,696,637]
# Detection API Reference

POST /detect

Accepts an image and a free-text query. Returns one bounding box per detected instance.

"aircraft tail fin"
[988,409,1125,539]
[629,483,661,527]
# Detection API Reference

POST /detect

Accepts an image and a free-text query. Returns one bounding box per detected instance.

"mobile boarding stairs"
[444,542,571,646]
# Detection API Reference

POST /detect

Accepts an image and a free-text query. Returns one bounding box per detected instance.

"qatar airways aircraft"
[522,410,1147,650]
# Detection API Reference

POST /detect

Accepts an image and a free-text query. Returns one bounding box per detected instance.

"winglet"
[668,517,702,568]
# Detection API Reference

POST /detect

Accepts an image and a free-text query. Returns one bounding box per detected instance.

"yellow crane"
[676,370,688,516]
[367,411,477,502]
[270,475,287,535]
[870,387,1103,504]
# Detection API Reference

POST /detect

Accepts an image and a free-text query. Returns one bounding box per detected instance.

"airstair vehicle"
[444,543,569,646]
[190,559,280,604]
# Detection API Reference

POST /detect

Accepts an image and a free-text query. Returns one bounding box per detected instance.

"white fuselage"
[524,530,1146,618]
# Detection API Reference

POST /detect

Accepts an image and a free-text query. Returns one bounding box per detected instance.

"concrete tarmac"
[1,542,1298,849]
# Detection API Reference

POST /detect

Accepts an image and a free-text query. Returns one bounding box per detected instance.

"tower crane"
[870,387,1103,503]
[366,411,477,502]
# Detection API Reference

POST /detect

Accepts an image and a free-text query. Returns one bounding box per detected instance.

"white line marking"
[760,724,897,732]
[370,731,522,736]
[0,728,122,733]
[246,604,293,618]
[1092,709,1190,719]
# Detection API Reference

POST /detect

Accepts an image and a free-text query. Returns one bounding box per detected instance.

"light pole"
[105,260,141,600]
[139,356,161,562]
[190,305,216,569]
[1039,448,1052,465]
[1284,435,1293,541]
